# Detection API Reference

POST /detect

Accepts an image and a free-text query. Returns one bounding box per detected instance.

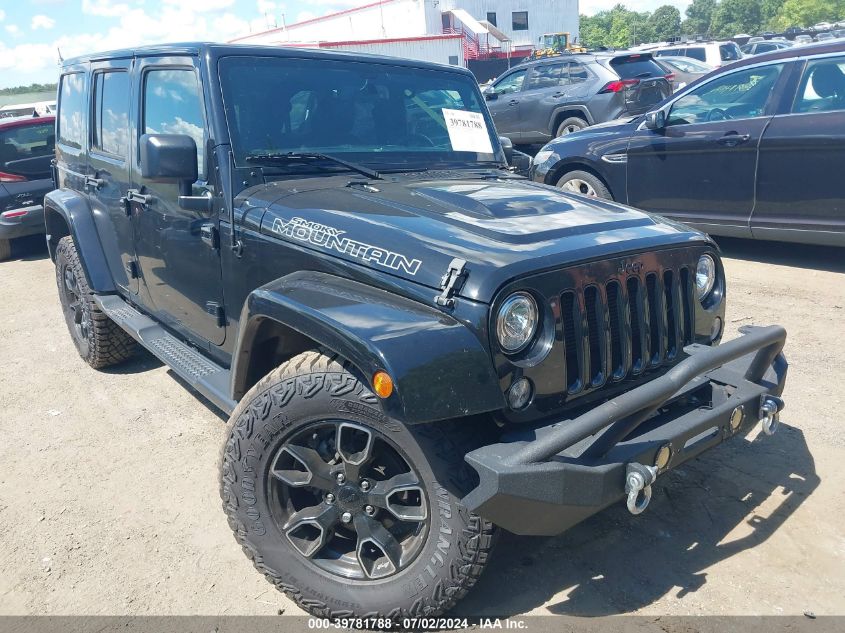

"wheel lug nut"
[360,480,370,491]
[365,505,375,516]
[341,511,352,523]
[325,493,335,503]
[336,473,346,484]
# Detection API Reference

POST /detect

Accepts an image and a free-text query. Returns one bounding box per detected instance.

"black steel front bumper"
[462,325,788,536]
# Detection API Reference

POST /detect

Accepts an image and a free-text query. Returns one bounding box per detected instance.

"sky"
[0,0,693,89]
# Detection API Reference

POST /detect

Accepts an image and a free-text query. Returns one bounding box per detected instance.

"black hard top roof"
[61,41,474,77]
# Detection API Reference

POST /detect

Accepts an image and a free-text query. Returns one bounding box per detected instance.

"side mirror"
[485,90,498,101]
[644,110,667,130]
[499,136,514,164]
[140,133,198,187]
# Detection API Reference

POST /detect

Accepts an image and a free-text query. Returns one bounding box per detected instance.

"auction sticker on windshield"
[442,108,494,154]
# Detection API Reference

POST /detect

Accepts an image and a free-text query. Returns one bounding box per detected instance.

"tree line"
[0,83,58,96]
[579,0,845,49]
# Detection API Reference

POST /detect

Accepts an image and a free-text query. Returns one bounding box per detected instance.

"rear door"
[485,68,527,140]
[131,57,225,345]
[87,58,137,294]
[751,55,845,244]
[627,62,787,236]
[518,62,570,142]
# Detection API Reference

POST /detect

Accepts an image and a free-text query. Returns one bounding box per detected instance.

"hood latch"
[435,258,468,308]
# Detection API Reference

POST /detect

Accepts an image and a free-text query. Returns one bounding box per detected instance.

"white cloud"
[0,10,5,22]
[82,0,130,17]
[5,24,21,37]
[257,0,277,14]
[31,15,56,30]
[162,0,235,12]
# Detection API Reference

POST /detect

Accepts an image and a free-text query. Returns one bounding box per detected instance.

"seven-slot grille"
[560,266,695,395]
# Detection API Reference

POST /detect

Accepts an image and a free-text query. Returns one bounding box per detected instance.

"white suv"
[653,41,743,67]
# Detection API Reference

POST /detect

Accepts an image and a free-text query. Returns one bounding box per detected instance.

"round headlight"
[496,292,538,353]
[696,254,717,300]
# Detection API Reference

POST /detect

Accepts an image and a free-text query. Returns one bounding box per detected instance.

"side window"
[526,64,566,89]
[668,64,784,126]
[493,70,526,95]
[92,71,130,157]
[686,48,707,62]
[793,57,845,114]
[143,68,205,177]
[58,73,86,149]
[568,62,589,83]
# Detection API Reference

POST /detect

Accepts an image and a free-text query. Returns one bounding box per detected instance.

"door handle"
[84,175,105,190]
[120,189,153,216]
[716,133,751,147]
[552,92,566,98]
[508,99,519,106]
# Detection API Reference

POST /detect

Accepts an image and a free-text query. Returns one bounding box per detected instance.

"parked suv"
[47,43,788,619]
[532,41,845,246]
[483,52,672,142]
[653,41,743,67]
[0,114,55,260]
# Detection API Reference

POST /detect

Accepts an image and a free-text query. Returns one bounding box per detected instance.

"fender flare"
[44,189,116,294]
[232,271,505,424]
[547,105,595,134]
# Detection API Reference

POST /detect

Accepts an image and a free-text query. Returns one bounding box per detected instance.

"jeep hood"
[252,175,708,301]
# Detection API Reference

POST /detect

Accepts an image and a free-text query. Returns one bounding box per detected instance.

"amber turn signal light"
[372,371,394,398]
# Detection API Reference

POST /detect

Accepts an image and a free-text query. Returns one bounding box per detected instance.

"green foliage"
[580,0,845,46]
[711,0,763,36]
[649,5,683,41]
[0,83,57,96]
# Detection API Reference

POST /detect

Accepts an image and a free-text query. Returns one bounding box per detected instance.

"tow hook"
[625,463,658,515]
[759,395,785,436]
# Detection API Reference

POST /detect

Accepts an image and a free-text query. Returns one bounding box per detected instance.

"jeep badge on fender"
[46,43,788,619]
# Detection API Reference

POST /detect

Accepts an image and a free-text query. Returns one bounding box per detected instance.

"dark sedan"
[531,41,845,246]
[0,115,55,260]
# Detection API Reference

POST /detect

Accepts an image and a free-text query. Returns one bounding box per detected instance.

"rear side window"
[0,122,55,175]
[143,68,205,177]
[92,71,130,157]
[686,48,707,62]
[610,55,666,79]
[569,62,589,82]
[527,63,567,89]
[720,43,741,61]
[58,73,85,149]
[793,57,845,113]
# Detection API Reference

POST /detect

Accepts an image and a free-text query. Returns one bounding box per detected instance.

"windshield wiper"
[245,152,381,180]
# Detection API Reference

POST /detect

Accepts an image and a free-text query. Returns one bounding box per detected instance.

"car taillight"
[0,171,27,183]
[599,79,640,93]
[1,209,28,219]
[664,73,675,83]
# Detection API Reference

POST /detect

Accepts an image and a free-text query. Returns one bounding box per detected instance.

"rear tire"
[220,350,497,618]
[555,116,588,137]
[55,236,136,369]
[556,169,612,199]
[0,239,11,262]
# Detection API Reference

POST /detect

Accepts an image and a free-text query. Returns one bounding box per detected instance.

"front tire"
[55,236,136,369]
[220,350,496,618]
[556,169,612,199]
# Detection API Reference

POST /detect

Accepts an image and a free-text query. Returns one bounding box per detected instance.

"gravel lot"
[0,235,843,617]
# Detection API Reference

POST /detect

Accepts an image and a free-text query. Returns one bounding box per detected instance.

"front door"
[131,58,225,345]
[627,63,786,236]
[752,55,845,243]
[87,58,137,294]
[485,68,527,141]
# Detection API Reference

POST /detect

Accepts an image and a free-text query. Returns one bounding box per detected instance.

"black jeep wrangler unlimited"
[47,43,787,618]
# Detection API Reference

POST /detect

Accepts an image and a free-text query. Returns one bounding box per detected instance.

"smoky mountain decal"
[271,217,422,276]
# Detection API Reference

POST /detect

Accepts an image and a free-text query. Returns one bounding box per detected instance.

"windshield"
[218,56,500,170]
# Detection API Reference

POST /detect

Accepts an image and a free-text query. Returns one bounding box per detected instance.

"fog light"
[654,444,672,470]
[711,317,723,341]
[730,405,744,431]
[507,377,533,410]
[372,371,394,398]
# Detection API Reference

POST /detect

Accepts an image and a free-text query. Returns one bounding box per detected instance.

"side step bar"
[95,294,236,415]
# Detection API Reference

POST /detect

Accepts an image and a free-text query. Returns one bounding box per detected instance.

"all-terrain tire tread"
[219,349,496,618]
[56,236,136,369]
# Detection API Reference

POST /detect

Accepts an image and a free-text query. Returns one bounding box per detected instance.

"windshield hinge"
[435,258,468,308]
